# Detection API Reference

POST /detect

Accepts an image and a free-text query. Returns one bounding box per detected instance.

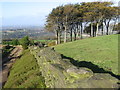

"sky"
[0,0,119,27]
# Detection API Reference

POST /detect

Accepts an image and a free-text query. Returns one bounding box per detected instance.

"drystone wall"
[30,46,119,88]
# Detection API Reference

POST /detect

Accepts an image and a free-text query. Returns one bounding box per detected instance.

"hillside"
[4,49,46,88]
[3,35,119,88]
[55,34,119,75]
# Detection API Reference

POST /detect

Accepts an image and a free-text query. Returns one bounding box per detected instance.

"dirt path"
[0,46,23,87]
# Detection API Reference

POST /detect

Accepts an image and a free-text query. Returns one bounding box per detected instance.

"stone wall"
[30,46,119,88]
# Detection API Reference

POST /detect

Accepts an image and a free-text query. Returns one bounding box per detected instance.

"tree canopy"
[45,1,119,44]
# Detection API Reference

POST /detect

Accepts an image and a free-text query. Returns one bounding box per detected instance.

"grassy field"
[4,49,46,88]
[55,34,119,75]
[34,40,54,43]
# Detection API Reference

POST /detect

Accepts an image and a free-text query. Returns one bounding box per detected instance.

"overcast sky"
[0,0,119,26]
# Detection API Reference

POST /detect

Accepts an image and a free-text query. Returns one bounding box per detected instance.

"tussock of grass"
[55,34,118,75]
[4,49,46,88]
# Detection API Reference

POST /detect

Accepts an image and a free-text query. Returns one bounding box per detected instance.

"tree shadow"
[2,55,22,69]
[9,55,22,60]
[61,54,120,80]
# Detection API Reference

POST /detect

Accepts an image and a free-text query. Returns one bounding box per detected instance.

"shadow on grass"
[2,55,22,69]
[61,54,120,80]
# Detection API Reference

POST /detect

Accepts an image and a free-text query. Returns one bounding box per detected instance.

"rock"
[44,45,48,47]
[77,73,119,88]
[67,66,93,75]
[66,66,78,73]
[78,68,92,74]
[29,46,119,88]
[34,47,37,50]
[66,66,93,83]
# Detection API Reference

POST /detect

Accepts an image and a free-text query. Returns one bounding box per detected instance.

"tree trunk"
[70,28,72,42]
[56,30,58,44]
[96,23,99,37]
[64,25,67,43]
[74,31,76,41]
[58,31,61,44]
[104,19,111,35]
[74,25,77,41]
[76,29,79,39]
[101,22,104,35]
[91,22,93,37]
[93,29,95,37]
[58,25,62,44]
[112,19,117,34]
[78,24,81,37]
[80,23,83,39]
[64,15,68,43]
[106,25,109,35]
[76,24,79,39]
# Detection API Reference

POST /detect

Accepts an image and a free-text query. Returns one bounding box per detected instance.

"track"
[0,46,23,88]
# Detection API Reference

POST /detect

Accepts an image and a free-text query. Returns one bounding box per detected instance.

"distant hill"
[55,34,119,75]
[1,26,44,31]
[2,26,55,40]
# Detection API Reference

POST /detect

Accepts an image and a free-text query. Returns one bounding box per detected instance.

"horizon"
[1,0,119,27]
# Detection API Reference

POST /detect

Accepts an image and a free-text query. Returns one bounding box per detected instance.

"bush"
[47,41,56,46]
[19,36,30,50]
[3,39,20,46]
[12,39,19,45]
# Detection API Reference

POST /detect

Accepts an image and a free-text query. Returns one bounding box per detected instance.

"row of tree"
[45,1,119,44]
[3,39,20,45]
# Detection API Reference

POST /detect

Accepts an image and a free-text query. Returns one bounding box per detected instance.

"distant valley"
[2,26,55,40]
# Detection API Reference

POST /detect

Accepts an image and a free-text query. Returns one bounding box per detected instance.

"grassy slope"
[4,49,46,88]
[55,34,118,75]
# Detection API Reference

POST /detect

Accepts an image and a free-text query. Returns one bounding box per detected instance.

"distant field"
[4,49,46,88]
[55,34,118,75]
[34,40,54,43]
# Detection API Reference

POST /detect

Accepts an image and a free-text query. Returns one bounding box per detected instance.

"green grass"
[34,40,54,43]
[4,49,46,88]
[55,34,118,75]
